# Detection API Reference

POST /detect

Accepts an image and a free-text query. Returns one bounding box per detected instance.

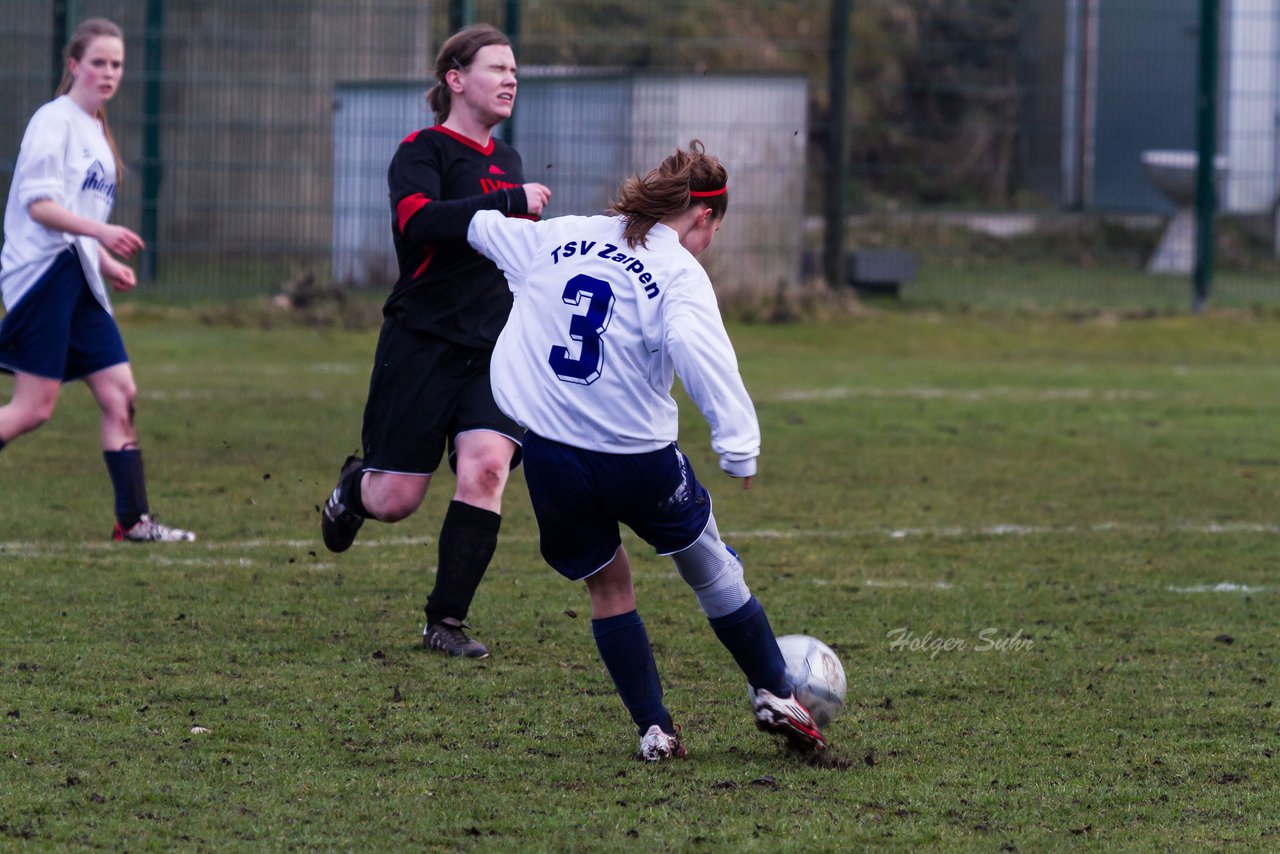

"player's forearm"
[666,311,761,469]
[704,398,761,475]
[27,199,106,242]
[402,189,526,245]
[670,345,761,461]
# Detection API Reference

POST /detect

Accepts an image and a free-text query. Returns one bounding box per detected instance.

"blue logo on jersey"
[81,160,116,201]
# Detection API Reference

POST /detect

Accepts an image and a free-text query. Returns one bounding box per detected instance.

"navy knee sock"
[103,448,149,529]
[0,438,6,453]
[592,610,672,735]
[709,597,791,697]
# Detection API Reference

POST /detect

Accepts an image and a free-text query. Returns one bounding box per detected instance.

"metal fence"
[3,0,1280,310]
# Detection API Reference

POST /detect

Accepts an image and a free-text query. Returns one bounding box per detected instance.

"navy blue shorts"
[0,248,128,381]
[521,432,713,581]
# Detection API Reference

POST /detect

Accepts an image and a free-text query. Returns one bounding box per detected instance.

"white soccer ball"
[755,634,847,727]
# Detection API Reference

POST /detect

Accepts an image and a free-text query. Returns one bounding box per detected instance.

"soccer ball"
[754,634,847,727]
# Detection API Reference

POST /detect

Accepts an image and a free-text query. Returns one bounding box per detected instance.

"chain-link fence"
[3,1,1280,310]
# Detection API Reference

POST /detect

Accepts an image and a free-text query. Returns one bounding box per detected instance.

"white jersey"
[469,211,759,477]
[0,95,117,312]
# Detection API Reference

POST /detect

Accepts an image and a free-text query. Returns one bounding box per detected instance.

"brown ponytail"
[609,140,729,249]
[427,24,512,122]
[56,18,125,181]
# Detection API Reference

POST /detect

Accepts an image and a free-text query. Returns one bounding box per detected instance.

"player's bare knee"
[97,385,134,422]
[16,406,54,435]
[377,493,421,522]
[478,460,507,492]
[363,474,425,522]
[459,461,507,502]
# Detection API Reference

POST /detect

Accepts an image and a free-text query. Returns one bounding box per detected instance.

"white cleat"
[112,514,196,543]
[639,724,687,761]
[752,688,827,752]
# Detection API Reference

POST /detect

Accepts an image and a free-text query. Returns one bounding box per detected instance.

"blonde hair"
[427,24,512,122]
[56,18,125,180]
[609,140,729,249]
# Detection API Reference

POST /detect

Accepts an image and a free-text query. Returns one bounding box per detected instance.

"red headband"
[689,186,727,198]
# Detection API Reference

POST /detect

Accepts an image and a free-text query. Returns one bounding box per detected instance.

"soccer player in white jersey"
[0,18,194,542]
[466,141,826,759]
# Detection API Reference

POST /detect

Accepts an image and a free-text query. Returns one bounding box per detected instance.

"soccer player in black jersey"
[321,24,551,658]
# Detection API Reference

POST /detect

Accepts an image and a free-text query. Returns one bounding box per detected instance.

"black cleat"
[321,454,365,553]
[422,621,490,658]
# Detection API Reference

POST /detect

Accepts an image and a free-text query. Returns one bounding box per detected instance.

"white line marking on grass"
[133,385,1164,405]
[766,386,1158,403]
[731,522,1280,540]
[863,579,956,590]
[0,534,447,557]
[3,521,1277,561]
[138,389,329,402]
[1165,582,1272,594]
[146,556,258,568]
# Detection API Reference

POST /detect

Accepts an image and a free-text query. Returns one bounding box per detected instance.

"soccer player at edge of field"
[320,24,552,658]
[464,140,827,759]
[0,18,194,543]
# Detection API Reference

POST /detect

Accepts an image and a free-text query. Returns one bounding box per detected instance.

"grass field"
[2,306,1278,851]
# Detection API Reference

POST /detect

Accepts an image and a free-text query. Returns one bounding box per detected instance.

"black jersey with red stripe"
[385,125,531,346]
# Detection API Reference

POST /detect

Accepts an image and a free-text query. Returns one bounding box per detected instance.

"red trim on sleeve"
[396,193,431,233]
[430,124,495,156]
[412,246,436,280]
[401,129,422,145]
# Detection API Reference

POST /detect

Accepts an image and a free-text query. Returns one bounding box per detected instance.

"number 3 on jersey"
[549,274,615,385]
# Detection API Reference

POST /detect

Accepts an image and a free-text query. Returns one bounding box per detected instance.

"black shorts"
[360,315,522,475]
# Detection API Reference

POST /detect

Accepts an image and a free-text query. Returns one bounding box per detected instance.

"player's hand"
[522,183,552,216]
[101,256,137,291]
[97,223,145,258]
[741,476,753,491]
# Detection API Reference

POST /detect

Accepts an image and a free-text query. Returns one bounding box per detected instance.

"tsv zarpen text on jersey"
[549,240,660,298]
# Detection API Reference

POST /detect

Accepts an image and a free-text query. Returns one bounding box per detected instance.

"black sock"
[343,464,370,518]
[424,500,501,625]
[103,448,149,529]
[0,438,6,453]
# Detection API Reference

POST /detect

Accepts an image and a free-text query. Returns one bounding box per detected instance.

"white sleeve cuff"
[719,455,757,479]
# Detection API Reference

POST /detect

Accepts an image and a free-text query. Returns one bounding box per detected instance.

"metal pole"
[505,0,520,54]
[449,0,476,33]
[502,0,520,145]
[1192,0,1220,313]
[52,0,84,88]
[51,0,69,93]
[824,0,851,290]
[140,0,164,284]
